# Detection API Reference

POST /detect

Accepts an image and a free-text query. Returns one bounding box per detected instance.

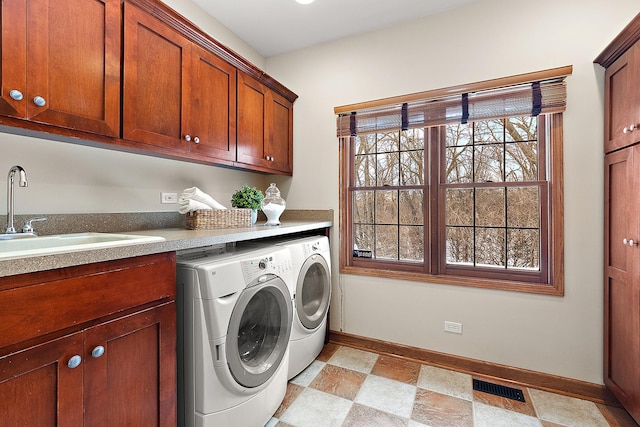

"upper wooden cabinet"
[237,72,294,174]
[122,3,237,163]
[0,0,296,174]
[602,43,640,153]
[0,0,121,136]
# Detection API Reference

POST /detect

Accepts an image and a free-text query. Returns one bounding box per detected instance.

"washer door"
[226,275,292,388]
[296,254,331,330]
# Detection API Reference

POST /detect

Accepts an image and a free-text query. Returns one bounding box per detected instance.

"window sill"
[340,265,563,296]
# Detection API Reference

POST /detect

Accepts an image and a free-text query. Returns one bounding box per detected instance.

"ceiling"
[192,0,480,57]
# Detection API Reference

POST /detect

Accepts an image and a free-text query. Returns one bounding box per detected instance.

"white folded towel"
[178,186,227,214]
[178,199,212,215]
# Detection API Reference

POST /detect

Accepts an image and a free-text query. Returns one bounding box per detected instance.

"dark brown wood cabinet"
[0,253,177,426]
[0,0,121,136]
[596,12,640,424]
[238,71,294,174]
[603,42,640,153]
[122,3,236,164]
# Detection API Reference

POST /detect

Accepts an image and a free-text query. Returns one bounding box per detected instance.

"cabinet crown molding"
[595,12,640,68]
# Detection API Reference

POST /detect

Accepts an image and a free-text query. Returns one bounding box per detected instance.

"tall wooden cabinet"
[0,253,177,426]
[596,12,640,424]
[0,0,121,136]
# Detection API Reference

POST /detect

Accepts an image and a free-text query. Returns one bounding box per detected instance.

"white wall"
[0,0,268,215]
[266,0,639,384]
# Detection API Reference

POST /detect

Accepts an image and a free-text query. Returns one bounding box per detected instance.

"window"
[337,67,570,295]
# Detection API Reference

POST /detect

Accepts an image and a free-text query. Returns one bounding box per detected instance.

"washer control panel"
[241,250,292,283]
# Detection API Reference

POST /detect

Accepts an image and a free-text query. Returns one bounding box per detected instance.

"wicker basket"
[185,209,252,229]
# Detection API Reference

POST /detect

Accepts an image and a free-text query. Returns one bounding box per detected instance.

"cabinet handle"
[185,134,191,142]
[623,238,637,246]
[623,124,636,134]
[33,96,46,107]
[67,355,82,369]
[91,346,105,358]
[193,136,200,144]
[265,155,274,161]
[9,90,23,101]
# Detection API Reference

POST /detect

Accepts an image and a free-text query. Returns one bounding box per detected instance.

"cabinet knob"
[265,155,274,161]
[9,90,23,101]
[91,345,105,358]
[623,124,636,134]
[185,134,191,142]
[67,355,82,369]
[623,238,637,246]
[193,136,200,144]
[33,96,46,107]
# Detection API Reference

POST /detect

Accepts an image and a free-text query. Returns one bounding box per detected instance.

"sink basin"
[0,232,165,260]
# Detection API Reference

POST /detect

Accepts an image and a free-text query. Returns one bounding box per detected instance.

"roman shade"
[336,65,571,136]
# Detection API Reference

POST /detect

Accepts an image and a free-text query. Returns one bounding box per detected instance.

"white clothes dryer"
[274,235,331,379]
[176,245,294,427]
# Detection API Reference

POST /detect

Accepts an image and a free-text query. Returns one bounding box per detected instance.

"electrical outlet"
[444,321,463,334]
[161,192,178,204]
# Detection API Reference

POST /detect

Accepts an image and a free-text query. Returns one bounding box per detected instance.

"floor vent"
[472,379,525,402]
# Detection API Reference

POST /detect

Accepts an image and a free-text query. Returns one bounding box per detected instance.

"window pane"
[353,224,374,254]
[475,227,505,267]
[355,133,376,154]
[400,128,424,151]
[505,142,537,181]
[475,119,504,143]
[400,226,423,261]
[446,226,473,265]
[507,187,539,228]
[446,189,473,226]
[376,152,399,186]
[377,131,399,153]
[474,144,504,182]
[375,190,398,224]
[376,225,398,259]
[507,229,539,269]
[400,151,424,185]
[355,154,376,187]
[446,146,473,183]
[399,190,423,225]
[505,116,536,142]
[475,188,505,227]
[445,123,471,147]
[353,190,374,224]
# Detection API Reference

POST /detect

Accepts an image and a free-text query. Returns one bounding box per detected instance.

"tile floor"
[266,343,638,427]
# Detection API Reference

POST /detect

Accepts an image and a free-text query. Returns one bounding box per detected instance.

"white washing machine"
[176,244,294,427]
[275,235,331,379]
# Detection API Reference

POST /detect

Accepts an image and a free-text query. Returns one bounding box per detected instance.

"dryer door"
[296,254,331,330]
[226,275,292,388]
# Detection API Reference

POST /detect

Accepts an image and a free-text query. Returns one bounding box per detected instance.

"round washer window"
[226,276,292,388]
[296,254,330,330]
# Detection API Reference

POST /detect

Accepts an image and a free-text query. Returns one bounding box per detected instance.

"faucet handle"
[22,217,47,234]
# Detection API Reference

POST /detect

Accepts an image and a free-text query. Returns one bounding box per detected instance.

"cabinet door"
[266,90,293,174]
[604,146,640,420]
[237,72,293,174]
[189,45,237,162]
[0,0,121,136]
[123,2,190,152]
[0,333,83,426]
[604,42,640,153]
[84,302,177,427]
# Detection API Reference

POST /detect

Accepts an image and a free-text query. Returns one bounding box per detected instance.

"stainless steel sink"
[0,232,165,259]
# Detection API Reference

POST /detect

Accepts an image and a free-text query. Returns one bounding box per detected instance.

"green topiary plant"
[231,184,264,210]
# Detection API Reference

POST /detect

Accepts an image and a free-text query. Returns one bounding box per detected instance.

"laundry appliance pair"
[175,235,331,427]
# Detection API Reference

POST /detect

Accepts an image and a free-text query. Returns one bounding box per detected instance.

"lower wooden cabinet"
[0,253,177,426]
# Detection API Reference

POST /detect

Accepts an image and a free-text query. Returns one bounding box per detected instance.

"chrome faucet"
[6,165,28,234]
